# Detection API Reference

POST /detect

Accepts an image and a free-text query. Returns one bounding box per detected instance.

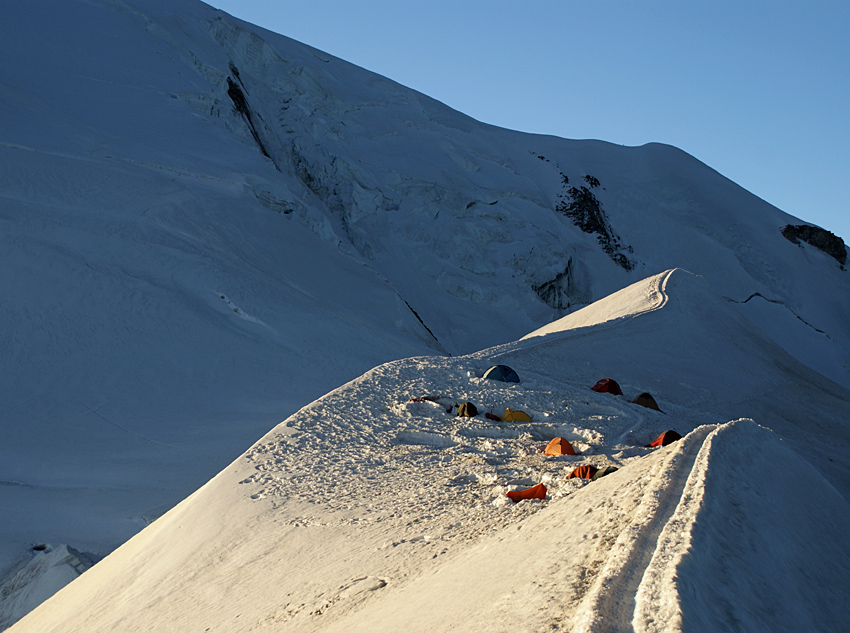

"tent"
[591,465,618,481]
[543,437,577,456]
[591,378,623,396]
[483,365,520,383]
[647,430,681,447]
[568,465,599,479]
[456,401,478,417]
[633,392,662,412]
[500,408,532,422]
[506,483,546,503]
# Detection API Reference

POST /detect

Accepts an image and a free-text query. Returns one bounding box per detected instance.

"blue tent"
[483,364,520,383]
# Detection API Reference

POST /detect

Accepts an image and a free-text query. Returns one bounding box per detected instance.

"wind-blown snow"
[2,0,850,629]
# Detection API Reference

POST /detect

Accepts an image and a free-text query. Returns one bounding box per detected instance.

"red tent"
[591,378,623,396]
[506,483,547,503]
[568,465,599,479]
[647,430,682,447]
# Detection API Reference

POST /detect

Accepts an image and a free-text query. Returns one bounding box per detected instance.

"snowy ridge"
[571,424,715,633]
[0,546,91,631]
[9,271,850,632]
[523,267,673,339]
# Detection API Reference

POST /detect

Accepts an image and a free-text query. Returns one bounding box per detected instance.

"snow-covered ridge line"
[632,423,723,632]
[522,268,674,341]
[571,424,715,633]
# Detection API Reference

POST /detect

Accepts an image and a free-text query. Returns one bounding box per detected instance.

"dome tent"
[456,401,478,417]
[591,465,618,481]
[483,365,520,383]
[633,392,662,412]
[591,378,623,395]
[568,465,599,479]
[544,437,577,456]
[500,408,532,422]
[647,430,682,447]
[506,483,546,503]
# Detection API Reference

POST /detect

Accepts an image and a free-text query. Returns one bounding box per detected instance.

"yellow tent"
[500,407,532,422]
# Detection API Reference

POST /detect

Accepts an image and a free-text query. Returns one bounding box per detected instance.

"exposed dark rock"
[584,174,600,188]
[225,65,274,163]
[782,224,846,265]
[556,181,633,270]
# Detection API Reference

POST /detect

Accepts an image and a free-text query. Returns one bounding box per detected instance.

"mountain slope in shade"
[9,270,850,632]
[2,0,849,626]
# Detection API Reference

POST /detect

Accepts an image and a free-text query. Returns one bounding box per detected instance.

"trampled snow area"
[9,270,850,632]
[2,0,850,629]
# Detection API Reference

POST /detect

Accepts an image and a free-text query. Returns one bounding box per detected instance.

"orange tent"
[544,437,577,456]
[591,378,623,396]
[506,483,547,503]
[568,465,599,479]
[647,430,681,447]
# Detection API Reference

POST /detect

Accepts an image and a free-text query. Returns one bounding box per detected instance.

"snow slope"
[10,270,850,632]
[2,0,850,626]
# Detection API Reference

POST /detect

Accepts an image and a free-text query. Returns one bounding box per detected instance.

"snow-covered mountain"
[2,0,849,629]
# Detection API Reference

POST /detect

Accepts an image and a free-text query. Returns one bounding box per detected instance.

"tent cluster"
[455,402,533,421]
[590,377,682,448]
[508,464,620,503]
[410,367,685,505]
[508,377,685,501]
[590,378,663,412]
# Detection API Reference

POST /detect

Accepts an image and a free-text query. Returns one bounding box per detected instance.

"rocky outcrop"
[782,224,846,265]
[556,177,633,270]
[226,63,276,166]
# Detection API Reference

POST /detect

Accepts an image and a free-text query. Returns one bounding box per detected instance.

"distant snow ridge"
[0,546,93,630]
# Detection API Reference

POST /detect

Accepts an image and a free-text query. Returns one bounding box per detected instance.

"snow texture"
[2,0,850,630]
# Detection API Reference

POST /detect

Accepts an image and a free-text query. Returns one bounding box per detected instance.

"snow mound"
[638,420,850,633]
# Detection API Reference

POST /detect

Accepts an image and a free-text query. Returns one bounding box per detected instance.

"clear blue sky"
[208,0,849,242]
